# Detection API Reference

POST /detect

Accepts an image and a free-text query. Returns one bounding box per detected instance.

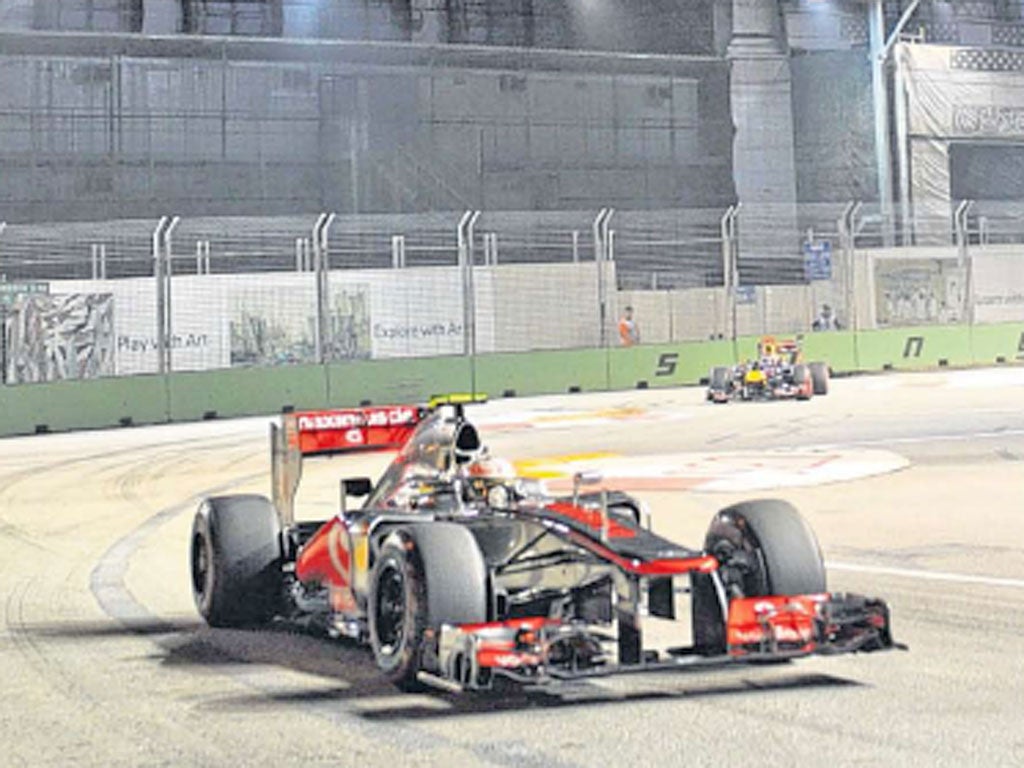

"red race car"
[189,397,899,692]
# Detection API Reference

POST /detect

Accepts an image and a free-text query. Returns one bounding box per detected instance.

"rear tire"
[809,362,830,395]
[691,499,826,654]
[190,495,283,628]
[368,523,488,690]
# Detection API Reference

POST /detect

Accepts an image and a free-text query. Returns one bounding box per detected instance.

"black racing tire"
[809,361,830,396]
[708,366,731,402]
[368,523,488,691]
[190,494,283,628]
[792,363,812,401]
[691,499,826,655]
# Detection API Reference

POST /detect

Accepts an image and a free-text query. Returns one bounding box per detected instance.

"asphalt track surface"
[2,368,1024,767]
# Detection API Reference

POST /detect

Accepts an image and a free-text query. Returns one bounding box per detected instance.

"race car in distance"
[707,336,830,403]
[189,398,898,693]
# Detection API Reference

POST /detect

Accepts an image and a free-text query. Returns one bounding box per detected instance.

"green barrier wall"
[854,325,974,371]
[3,323,1023,438]
[796,331,859,373]
[167,364,329,422]
[969,323,1024,366]
[472,348,608,397]
[327,355,473,405]
[0,374,169,435]
[607,340,736,390]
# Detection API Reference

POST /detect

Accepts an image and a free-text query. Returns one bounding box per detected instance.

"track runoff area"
[2,366,1023,765]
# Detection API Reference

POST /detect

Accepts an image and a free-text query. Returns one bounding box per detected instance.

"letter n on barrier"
[903,336,924,358]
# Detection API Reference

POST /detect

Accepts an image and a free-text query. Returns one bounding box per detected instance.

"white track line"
[827,561,1024,591]
[813,427,1024,451]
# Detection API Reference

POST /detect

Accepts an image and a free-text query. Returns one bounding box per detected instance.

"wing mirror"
[572,470,603,506]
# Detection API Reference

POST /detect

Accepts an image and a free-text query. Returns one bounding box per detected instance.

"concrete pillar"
[728,0,799,266]
[142,0,181,34]
[410,0,445,43]
[0,0,34,30]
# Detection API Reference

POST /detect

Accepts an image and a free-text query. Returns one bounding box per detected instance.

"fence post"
[955,199,975,324]
[457,210,480,357]
[320,212,336,363]
[720,205,740,341]
[152,216,169,375]
[466,211,481,356]
[837,200,862,333]
[391,235,406,268]
[163,216,180,373]
[311,214,328,363]
[593,208,612,347]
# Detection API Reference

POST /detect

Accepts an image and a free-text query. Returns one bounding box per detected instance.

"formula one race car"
[189,398,897,693]
[707,336,830,403]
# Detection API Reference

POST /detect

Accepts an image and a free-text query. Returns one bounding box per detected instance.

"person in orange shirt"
[618,305,639,346]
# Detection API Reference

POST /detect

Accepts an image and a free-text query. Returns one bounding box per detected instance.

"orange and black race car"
[707,336,830,403]
[189,398,899,692]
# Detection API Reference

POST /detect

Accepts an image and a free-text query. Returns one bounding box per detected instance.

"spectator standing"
[618,305,640,346]
[812,303,841,331]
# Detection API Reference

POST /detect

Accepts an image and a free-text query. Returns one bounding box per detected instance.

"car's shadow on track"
[18,618,864,718]
[161,626,863,718]
[202,665,862,719]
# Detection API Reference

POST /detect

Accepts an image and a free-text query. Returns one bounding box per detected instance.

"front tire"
[708,366,731,402]
[368,523,488,690]
[190,494,283,628]
[692,499,826,654]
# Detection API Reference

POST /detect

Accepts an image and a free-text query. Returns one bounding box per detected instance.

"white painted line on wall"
[827,561,1024,590]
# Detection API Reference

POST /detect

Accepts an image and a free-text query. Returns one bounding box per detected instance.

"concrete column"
[0,0,34,30]
[410,0,445,43]
[728,0,799,265]
[142,0,181,34]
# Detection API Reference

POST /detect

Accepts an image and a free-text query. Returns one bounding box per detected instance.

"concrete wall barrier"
[3,323,1024,437]
[327,355,473,406]
[969,323,1024,366]
[167,364,329,422]
[0,374,168,435]
[607,340,736,390]
[854,326,973,371]
[472,349,608,398]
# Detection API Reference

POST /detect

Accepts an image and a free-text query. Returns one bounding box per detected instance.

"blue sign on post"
[734,285,757,305]
[803,240,832,281]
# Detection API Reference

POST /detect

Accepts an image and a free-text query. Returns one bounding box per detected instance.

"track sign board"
[803,240,833,282]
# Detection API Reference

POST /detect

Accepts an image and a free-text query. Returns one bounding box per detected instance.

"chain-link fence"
[2,199,1023,385]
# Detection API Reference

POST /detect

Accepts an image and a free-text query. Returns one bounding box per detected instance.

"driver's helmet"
[465,454,516,481]
[751,360,761,371]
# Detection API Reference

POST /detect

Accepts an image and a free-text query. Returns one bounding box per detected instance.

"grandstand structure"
[2,1,1024,284]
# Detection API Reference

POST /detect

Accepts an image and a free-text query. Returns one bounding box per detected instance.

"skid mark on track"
[89,473,585,766]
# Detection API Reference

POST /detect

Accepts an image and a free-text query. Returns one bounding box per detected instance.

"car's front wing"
[426,591,901,692]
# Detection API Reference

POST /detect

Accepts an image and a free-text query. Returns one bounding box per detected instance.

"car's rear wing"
[289,406,424,456]
[270,395,489,526]
[271,405,426,526]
